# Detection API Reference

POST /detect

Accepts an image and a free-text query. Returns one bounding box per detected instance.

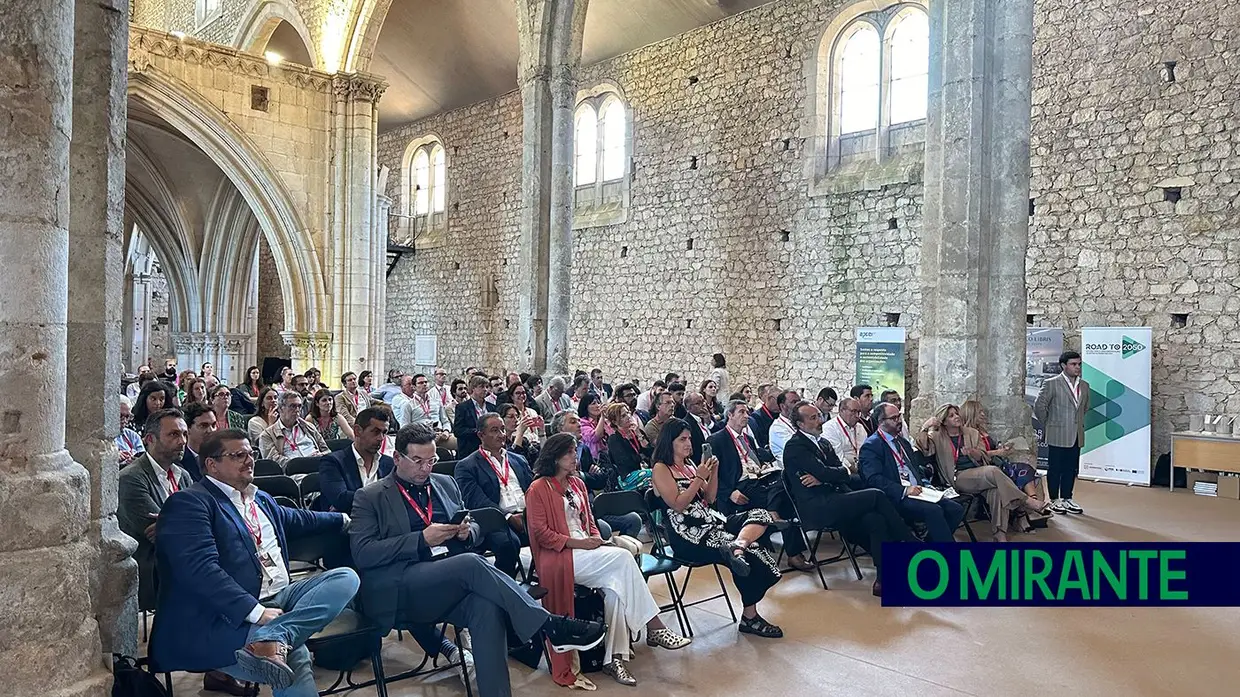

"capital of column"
[331,72,388,104]
[281,331,333,363]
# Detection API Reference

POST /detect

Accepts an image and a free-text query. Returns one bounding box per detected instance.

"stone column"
[913,0,1035,449]
[67,0,138,657]
[373,194,393,370]
[328,74,387,379]
[281,331,334,371]
[515,0,588,376]
[0,0,113,693]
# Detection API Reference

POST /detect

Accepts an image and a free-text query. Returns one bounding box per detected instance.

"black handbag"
[111,655,169,697]
[573,586,606,673]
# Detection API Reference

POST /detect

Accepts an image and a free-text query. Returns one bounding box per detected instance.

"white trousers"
[571,545,659,662]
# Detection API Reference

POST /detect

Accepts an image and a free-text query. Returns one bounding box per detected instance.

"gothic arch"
[234,0,322,69]
[200,182,261,334]
[126,69,330,338]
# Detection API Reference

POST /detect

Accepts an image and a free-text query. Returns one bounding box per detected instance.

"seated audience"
[247,387,280,447]
[859,402,964,542]
[349,424,606,697]
[134,379,178,430]
[184,377,208,406]
[310,388,355,442]
[507,382,545,442]
[319,407,394,513]
[291,374,313,418]
[536,376,574,418]
[699,379,724,425]
[651,419,783,638]
[782,401,914,596]
[209,384,249,432]
[961,398,1044,505]
[427,367,455,427]
[668,381,687,419]
[850,384,876,435]
[821,397,867,472]
[116,395,144,465]
[914,403,1053,542]
[258,391,329,466]
[181,401,219,482]
[358,370,375,395]
[748,384,779,448]
[334,371,371,427]
[576,392,607,460]
[455,413,534,578]
[680,393,712,462]
[240,365,264,403]
[880,390,912,442]
[501,403,541,463]
[570,374,591,405]
[815,387,838,419]
[528,433,690,688]
[603,402,650,488]
[453,375,495,455]
[486,375,505,406]
[613,382,642,425]
[549,411,640,537]
[127,366,154,399]
[634,380,666,420]
[767,389,801,465]
[371,369,404,404]
[643,391,676,447]
[588,368,613,401]
[176,369,198,403]
[150,429,357,697]
[709,400,812,571]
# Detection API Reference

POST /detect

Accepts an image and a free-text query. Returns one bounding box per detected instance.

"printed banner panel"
[1081,327,1152,485]
[855,327,906,399]
[1027,328,1065,468]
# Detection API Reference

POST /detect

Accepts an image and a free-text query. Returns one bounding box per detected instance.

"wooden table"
[1170,431,1240,491]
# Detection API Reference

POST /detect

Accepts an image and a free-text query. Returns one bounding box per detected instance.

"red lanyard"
[625,431,642,453]
[352,391,361,409]
[379,437,388,457]
[549,477,589,530]
[437,386,448,403]
[398,483,434,526]
[836,418,858,453]
[417,393,431,414]
[981,434,992,451]
[285,424,302,455]
[481,448,511,486]
[727,428,751,461]
[761,405,775,420]
[885,436,907,468]
[165,468,180,493]
[242,498,263,547]
[949,434,966,462]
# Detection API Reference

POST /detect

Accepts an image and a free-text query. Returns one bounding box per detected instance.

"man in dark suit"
[748,384,780,448]
[454,413,533,577]
[588,367,613,401]
[350,424,605,697]
[150,429,357,696]
[710,400,811,570]
[783,401,913,596]
[681,393,710,463]
[453,375,495,456]
[181,401,218,482]
[859,402,964,542]
[850,384,876,435]
[319,407,395,514]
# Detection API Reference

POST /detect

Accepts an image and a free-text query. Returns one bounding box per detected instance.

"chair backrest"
[432,459,457,476]
[436,447,455,462]
[254,475,301,503]
[274,495,299,508]
[591,490,646,519]
[285,456,321,476]
[300,472,320,496]
[254,458,283,477]
[327,438,352,453]
[642,488,674,556]
[469,507,508,537]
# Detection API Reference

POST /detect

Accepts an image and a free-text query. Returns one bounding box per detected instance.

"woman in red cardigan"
[527,433,690,688]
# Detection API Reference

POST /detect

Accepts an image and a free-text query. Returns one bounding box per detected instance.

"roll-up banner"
[1081,327,1152,485]
[855,327,906,399]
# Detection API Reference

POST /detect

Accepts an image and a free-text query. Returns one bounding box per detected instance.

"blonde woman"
[960,399,1048,531]
[914,403,1053,542]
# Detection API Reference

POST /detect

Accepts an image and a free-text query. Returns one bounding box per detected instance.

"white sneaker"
[1063,498,1083,514]
[1049,498,1068,514]
[445,645,476,687]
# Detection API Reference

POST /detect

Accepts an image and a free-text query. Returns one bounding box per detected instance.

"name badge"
[258,551,280,581]
[430,546,450,558]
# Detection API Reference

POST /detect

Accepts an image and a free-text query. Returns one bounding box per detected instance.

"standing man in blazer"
[1034,350,1089,515]
[858,402,964,542]
[349,424,605,697]
[150,429,357,696]
[454,375,495,456]
[454,413,534,577]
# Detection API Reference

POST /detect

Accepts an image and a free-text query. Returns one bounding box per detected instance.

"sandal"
[720,542,751,577]
[738,614,783,639]
[646,627,691,650]
[569,675,597,691]
[788,555,815,572]
[602,660,637,686]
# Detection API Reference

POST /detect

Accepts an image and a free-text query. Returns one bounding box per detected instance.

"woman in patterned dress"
[651,418,784,638]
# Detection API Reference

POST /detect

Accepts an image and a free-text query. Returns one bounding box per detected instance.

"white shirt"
[726,426,763,479]
[353,446,381,488]
[822,417,867,469]
[483,450,525,514]
[427,383,454,428]
[564,494,589,540]
[206,475,290,621]
[768,416,796,466]
[636,390,655,414]
[147,457,180,498]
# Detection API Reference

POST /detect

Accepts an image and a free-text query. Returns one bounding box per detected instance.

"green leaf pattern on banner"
[1081,363,1152,455]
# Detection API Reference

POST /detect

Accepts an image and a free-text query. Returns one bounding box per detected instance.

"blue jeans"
[599,512,643,538]
[218,568,359,697]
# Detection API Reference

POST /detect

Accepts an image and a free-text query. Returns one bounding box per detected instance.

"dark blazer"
[452,399,494,456]
[684,415,707,464]
[349,473,480,633]
[454,449,534,510]
[858,432,931,502]
[179,449,203,482]
[709,428,776,515]
[319,447,395,514]
[118,455,194,610]
[606,431,647,477]
[748,406,779,448]
[149,479,345,672]
[782,430,854,510]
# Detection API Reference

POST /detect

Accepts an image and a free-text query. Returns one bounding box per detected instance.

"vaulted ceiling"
[371,0,777,130]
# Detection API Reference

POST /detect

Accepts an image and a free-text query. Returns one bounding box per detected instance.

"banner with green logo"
[855,327,906,399]
[1081,327,1152,485]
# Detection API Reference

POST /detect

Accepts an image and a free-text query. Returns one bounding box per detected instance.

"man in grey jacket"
[1034,350,1090,515]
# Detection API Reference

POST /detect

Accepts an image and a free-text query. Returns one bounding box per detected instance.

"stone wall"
[148,267,173,362]
[256,235,289,361]
[1029,0,1240,455]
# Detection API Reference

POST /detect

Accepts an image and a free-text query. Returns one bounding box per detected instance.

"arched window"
[573,87,632,228]
[811,2,930,186]
[196,0,222,27]
[400,136,448,247]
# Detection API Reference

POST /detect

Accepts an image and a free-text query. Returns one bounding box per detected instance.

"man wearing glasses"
[151,429,357,696]
[350,423,606,697]
[858,402,964,542]
[258,391,330,466]
[821,397,868,473]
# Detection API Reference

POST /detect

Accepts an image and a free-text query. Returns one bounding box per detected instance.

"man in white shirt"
[258,391,329,465]
[634,380,666,418]
[151,429,356,695]
[822,397,868,472]
[427,367,454,428]
[768,389,802,466]
[396,374,437,427]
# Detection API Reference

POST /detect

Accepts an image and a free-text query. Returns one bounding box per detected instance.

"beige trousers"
[953,465,1029,536]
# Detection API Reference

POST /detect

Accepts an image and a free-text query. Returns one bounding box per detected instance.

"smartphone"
[449,510,469,525]
[702,443,713,463]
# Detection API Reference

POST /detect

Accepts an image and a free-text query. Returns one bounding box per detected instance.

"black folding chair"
[299,472,321,509]
[274,495,299,509]
[436,447,455,462]
[432,460,458,477]
[779,468,863,590]
[470,506,532,582]
[285,456,321,476]
[254,475,301,505]
[593,490,689,636]
[327,438,353,452]
[254,458,283,477]
[643,489,736,633]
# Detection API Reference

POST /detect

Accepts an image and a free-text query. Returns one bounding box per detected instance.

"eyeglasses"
[398,453,439,468]
[220,450,255,462]
[282,403,303,410]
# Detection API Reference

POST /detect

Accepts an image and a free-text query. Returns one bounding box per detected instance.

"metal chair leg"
[664,572,691,638]
[841,533,863,580]
[141,611,148,643]
[810,531,829,590]
[711,564,738,622]
[371,646,389,697]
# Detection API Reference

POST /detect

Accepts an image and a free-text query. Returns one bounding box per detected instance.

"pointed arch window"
[399,136,448,248]
[573,87,632,228]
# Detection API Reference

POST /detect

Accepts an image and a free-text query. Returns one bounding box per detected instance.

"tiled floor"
[154,480,1240,696]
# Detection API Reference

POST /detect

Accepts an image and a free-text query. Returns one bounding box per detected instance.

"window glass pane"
[838,25,880,135]
[431,145,446,213]
[601,99,626,181]
[890,11,929,124]
[574,106,598,186]
[412,149,430,216]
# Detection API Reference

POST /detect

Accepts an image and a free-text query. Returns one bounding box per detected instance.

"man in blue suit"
[453,375,495,456]
[858,402,964,542]
[454,413,532,577]
[150,428,358,696]
[318,407,395,514]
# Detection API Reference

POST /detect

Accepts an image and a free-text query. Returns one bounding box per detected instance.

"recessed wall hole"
[502,258,508,266]
[1163,60,1177,83]
[772,318,782,331]
[621,319,629,328]
[503,130,510,138]
[780,230,790,242]
[1026,314,1037,325]
[620,246,628,258]
[453,146,460,155]
[782,138,791,151]
[504,319,511,329]
[250,85,270,112]
[884,312,901,327]
[686,238,694,250]
[685,319,693,329]
[1164,187,1182,203]
[887,218,898,230]
[689,156,699,170]
[453,202,459,211]
[453,261,460,271]
[687,75,699,86]
[1171,313,1188,328]
[1028,198,1036,216]
[785,45,794,59]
